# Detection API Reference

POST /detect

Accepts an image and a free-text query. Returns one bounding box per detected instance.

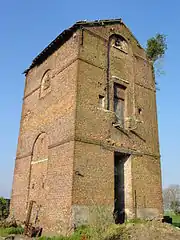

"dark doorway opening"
[114,152,129,224]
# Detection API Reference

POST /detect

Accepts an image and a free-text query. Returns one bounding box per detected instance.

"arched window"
[32,133,48,163]
[112,35,128,54]
[40,70,51,98]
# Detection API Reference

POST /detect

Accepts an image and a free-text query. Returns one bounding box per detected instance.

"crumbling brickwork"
[11,19,163,235]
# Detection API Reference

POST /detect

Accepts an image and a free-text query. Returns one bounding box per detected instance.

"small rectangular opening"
[98,95,105,108]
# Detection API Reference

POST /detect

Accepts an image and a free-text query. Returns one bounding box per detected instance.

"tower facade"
[11,19,163,235]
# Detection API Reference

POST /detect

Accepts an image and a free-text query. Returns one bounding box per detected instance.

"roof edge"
[24,18,143,74]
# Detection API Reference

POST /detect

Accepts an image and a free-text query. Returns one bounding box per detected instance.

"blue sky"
[0,0,179,198]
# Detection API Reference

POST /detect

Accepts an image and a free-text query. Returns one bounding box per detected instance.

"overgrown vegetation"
[125,218,147,224]
[146,34,167,63]
[37,221,180,240]
[0,218,180,240]
[39,226,94,240]
[0,216,24,237]
[146,33,167,79]
[0,226,24,237]
[0,197,9,219]
[38,224,128,240]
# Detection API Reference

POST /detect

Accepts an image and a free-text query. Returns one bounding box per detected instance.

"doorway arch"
[28,132,49,226]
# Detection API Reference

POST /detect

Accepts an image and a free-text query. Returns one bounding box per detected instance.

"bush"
[5,226,24,235]
[0,226,24,237]
[0,197,9,219]
[146,34,167,63]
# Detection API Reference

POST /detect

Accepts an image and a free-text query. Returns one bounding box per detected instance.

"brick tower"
[11,19,163,235]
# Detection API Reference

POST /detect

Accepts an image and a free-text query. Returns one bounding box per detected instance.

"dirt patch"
[105,221,180,240]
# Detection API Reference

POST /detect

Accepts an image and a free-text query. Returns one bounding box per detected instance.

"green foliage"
[38,236,66,240]
[164,211,180,228]
[146,33,167,63]
[38,221,148,240]
[0,198,6,205]
[171,214,180,223]
[0,226,24,237]
[69,225,94,240]
[103,224,128,240]
[125,218,147,224]
[38,226,94,240]
[0,197,8,219]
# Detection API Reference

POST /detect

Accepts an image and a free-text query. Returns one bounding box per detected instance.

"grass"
[38,225,126,240]
[0,226,24,237]
[37,221,147,240]
[0,220,180,240]
[0,211,179,239]
[125,218,147,224]
[164,211,180,228]
[38,220,180,240]
[38,226,95,240]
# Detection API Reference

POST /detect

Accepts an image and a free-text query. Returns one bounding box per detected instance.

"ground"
[1,221,180,240]
[1,219,180,240]
[104,221,180,240]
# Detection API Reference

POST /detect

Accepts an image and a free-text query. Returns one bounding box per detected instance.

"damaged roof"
[24,18,139,74]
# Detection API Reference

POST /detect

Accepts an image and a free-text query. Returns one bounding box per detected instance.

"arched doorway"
[28,133,49,228]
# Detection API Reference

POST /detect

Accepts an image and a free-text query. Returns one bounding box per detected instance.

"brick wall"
[11,31,81,234]
[72,23,163,224]
[11,21,163,234]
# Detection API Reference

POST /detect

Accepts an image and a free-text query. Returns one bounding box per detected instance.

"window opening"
[99,95,105,108]
[138,107,142,115]
[113,36,128,53]
[114,83,126,127]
